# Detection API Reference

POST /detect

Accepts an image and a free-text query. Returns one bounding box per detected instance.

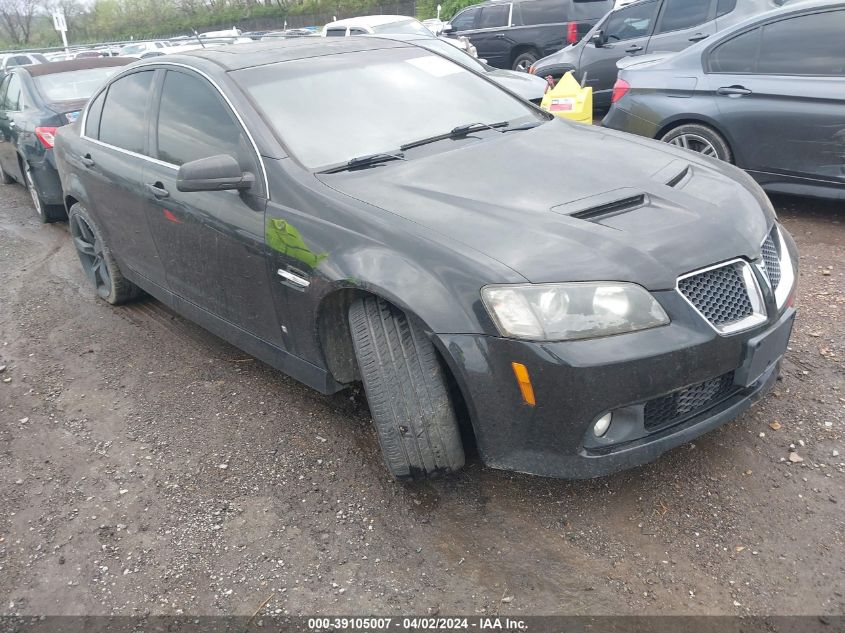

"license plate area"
[734,311,794,388]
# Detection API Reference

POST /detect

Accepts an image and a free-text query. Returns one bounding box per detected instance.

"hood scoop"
[653,160,693,189]
[554,188,647,223]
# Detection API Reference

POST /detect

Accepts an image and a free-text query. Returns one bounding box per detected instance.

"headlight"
[481,282,669,341]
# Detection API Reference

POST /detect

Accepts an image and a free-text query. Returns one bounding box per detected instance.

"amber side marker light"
[511,362,536,407]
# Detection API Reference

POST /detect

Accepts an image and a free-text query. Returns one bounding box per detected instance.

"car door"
[0,73,24,181]
[704,8,845,184]
[79,69,168,288]
[647,0,716,53]
[142,68,284,347]
[579,0,660,104]
[467,4,512,67]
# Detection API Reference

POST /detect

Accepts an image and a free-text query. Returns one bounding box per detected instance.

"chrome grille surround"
[677,259,767,335]
[761,233,781,290]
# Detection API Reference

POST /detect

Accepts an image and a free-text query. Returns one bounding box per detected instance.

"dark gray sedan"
[603,0,845,200]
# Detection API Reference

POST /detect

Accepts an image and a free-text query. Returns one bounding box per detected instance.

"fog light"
[593,412,612,437]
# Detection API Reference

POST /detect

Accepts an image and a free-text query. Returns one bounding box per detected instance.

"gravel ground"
[0,181,842,617]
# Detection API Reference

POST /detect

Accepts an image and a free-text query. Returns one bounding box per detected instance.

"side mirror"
[590,30,606,47]
[176,154,254,192]
[441,23,455,34]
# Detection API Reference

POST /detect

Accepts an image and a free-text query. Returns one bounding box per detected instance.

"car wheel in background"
[0,161,13,184]
[349,295,465,480]
[512,50,539,72]
[660,124,733,163]
[24,161,65,223]
[68,203,142,304]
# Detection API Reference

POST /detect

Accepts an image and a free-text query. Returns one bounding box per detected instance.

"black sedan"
[0,58,132,222]
[603,0,845,201]
[55,38,797,480]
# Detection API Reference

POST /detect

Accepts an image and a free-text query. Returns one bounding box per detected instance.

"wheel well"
[316,288,475,443]
[511,44,541,64]
[655,118,731,149]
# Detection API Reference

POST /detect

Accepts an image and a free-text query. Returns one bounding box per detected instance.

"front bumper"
[436,286,796,479]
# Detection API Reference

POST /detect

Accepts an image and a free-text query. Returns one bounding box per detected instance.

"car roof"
[324,14,417,28]
[20,57,135,77]
[168,36,409,71]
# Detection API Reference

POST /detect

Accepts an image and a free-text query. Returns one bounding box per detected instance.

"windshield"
[371,19,433,35]
[236,48,543,169]
[35,67,122,102]
[414,37,487,72]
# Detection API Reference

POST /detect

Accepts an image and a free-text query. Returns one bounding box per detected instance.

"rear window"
[325,27,347,36]
[35,67,123,102]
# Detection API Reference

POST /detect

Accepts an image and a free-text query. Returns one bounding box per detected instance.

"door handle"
[145,182,170,198]
[717,85,752,96]
[494,33,506,39]
[688,33,708,42]
[625,44,643,53]
[81,154,95,168]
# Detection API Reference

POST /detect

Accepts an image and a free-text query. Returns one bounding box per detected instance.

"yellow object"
[540,71,593,125]
[511,362,536,407]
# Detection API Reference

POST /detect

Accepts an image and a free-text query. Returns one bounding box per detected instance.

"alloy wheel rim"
[70,214,111,298]
[24,164,43,215]
[666,133,719,158]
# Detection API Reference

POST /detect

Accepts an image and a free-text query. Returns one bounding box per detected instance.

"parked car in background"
[530,0,784,107]
[1,52,48,74]
[120,41,169,56]
[443,0,614,71]
[603,0,845,200]
[323,15,479,57]
[56,38,796,481]
[369,32,548,103]
[0,58,133,221]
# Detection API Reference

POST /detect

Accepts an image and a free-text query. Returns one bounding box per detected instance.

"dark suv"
[444,0,613,71]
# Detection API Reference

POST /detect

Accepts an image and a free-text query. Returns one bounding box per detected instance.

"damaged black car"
[55,37,798,480]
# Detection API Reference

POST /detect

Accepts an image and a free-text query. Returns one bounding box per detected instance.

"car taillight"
[611,78,630,104]
[35,127,58,149]
[566,22,578,44]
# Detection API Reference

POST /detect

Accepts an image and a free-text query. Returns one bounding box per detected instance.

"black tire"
[349,296,465,480]
[22,160,65,223]
[0,160,13,184]
[659,123,733,163]
[512,50,539,72]
[68,203,141,305]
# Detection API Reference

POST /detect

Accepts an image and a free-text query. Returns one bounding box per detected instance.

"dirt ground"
[0,181,842,618]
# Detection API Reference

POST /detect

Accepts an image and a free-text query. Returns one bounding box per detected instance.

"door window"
[716,0,736,18]
[602,0,659,42]
[85,90,106,139]
[656,0,712,33]
[707,27,760,73]
[450,7,480,31]
[478,4,510,28]
[518,0,567,26]
[325,27,347,36]
[155,70,257,174]
[99,71,154,154]
[757,11,845,76]
[3,74,22,111]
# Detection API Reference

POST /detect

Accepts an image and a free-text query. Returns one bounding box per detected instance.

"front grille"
[644,372,737,430]
[761,234,781,290]
[678,263,753,327]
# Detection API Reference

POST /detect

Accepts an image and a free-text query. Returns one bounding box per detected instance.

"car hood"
[319,120,773,290]
[486,68,547,100]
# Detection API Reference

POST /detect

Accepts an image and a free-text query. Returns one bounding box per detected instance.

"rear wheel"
[349,296,465,480]
[24,161,65,223]
[512,50,539,72]
[660,123,732,163]
[68,203,141,305]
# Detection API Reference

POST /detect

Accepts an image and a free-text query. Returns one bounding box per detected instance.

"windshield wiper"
[400,121,508,151]
[502,120,545,132]
[319,151,405,174]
